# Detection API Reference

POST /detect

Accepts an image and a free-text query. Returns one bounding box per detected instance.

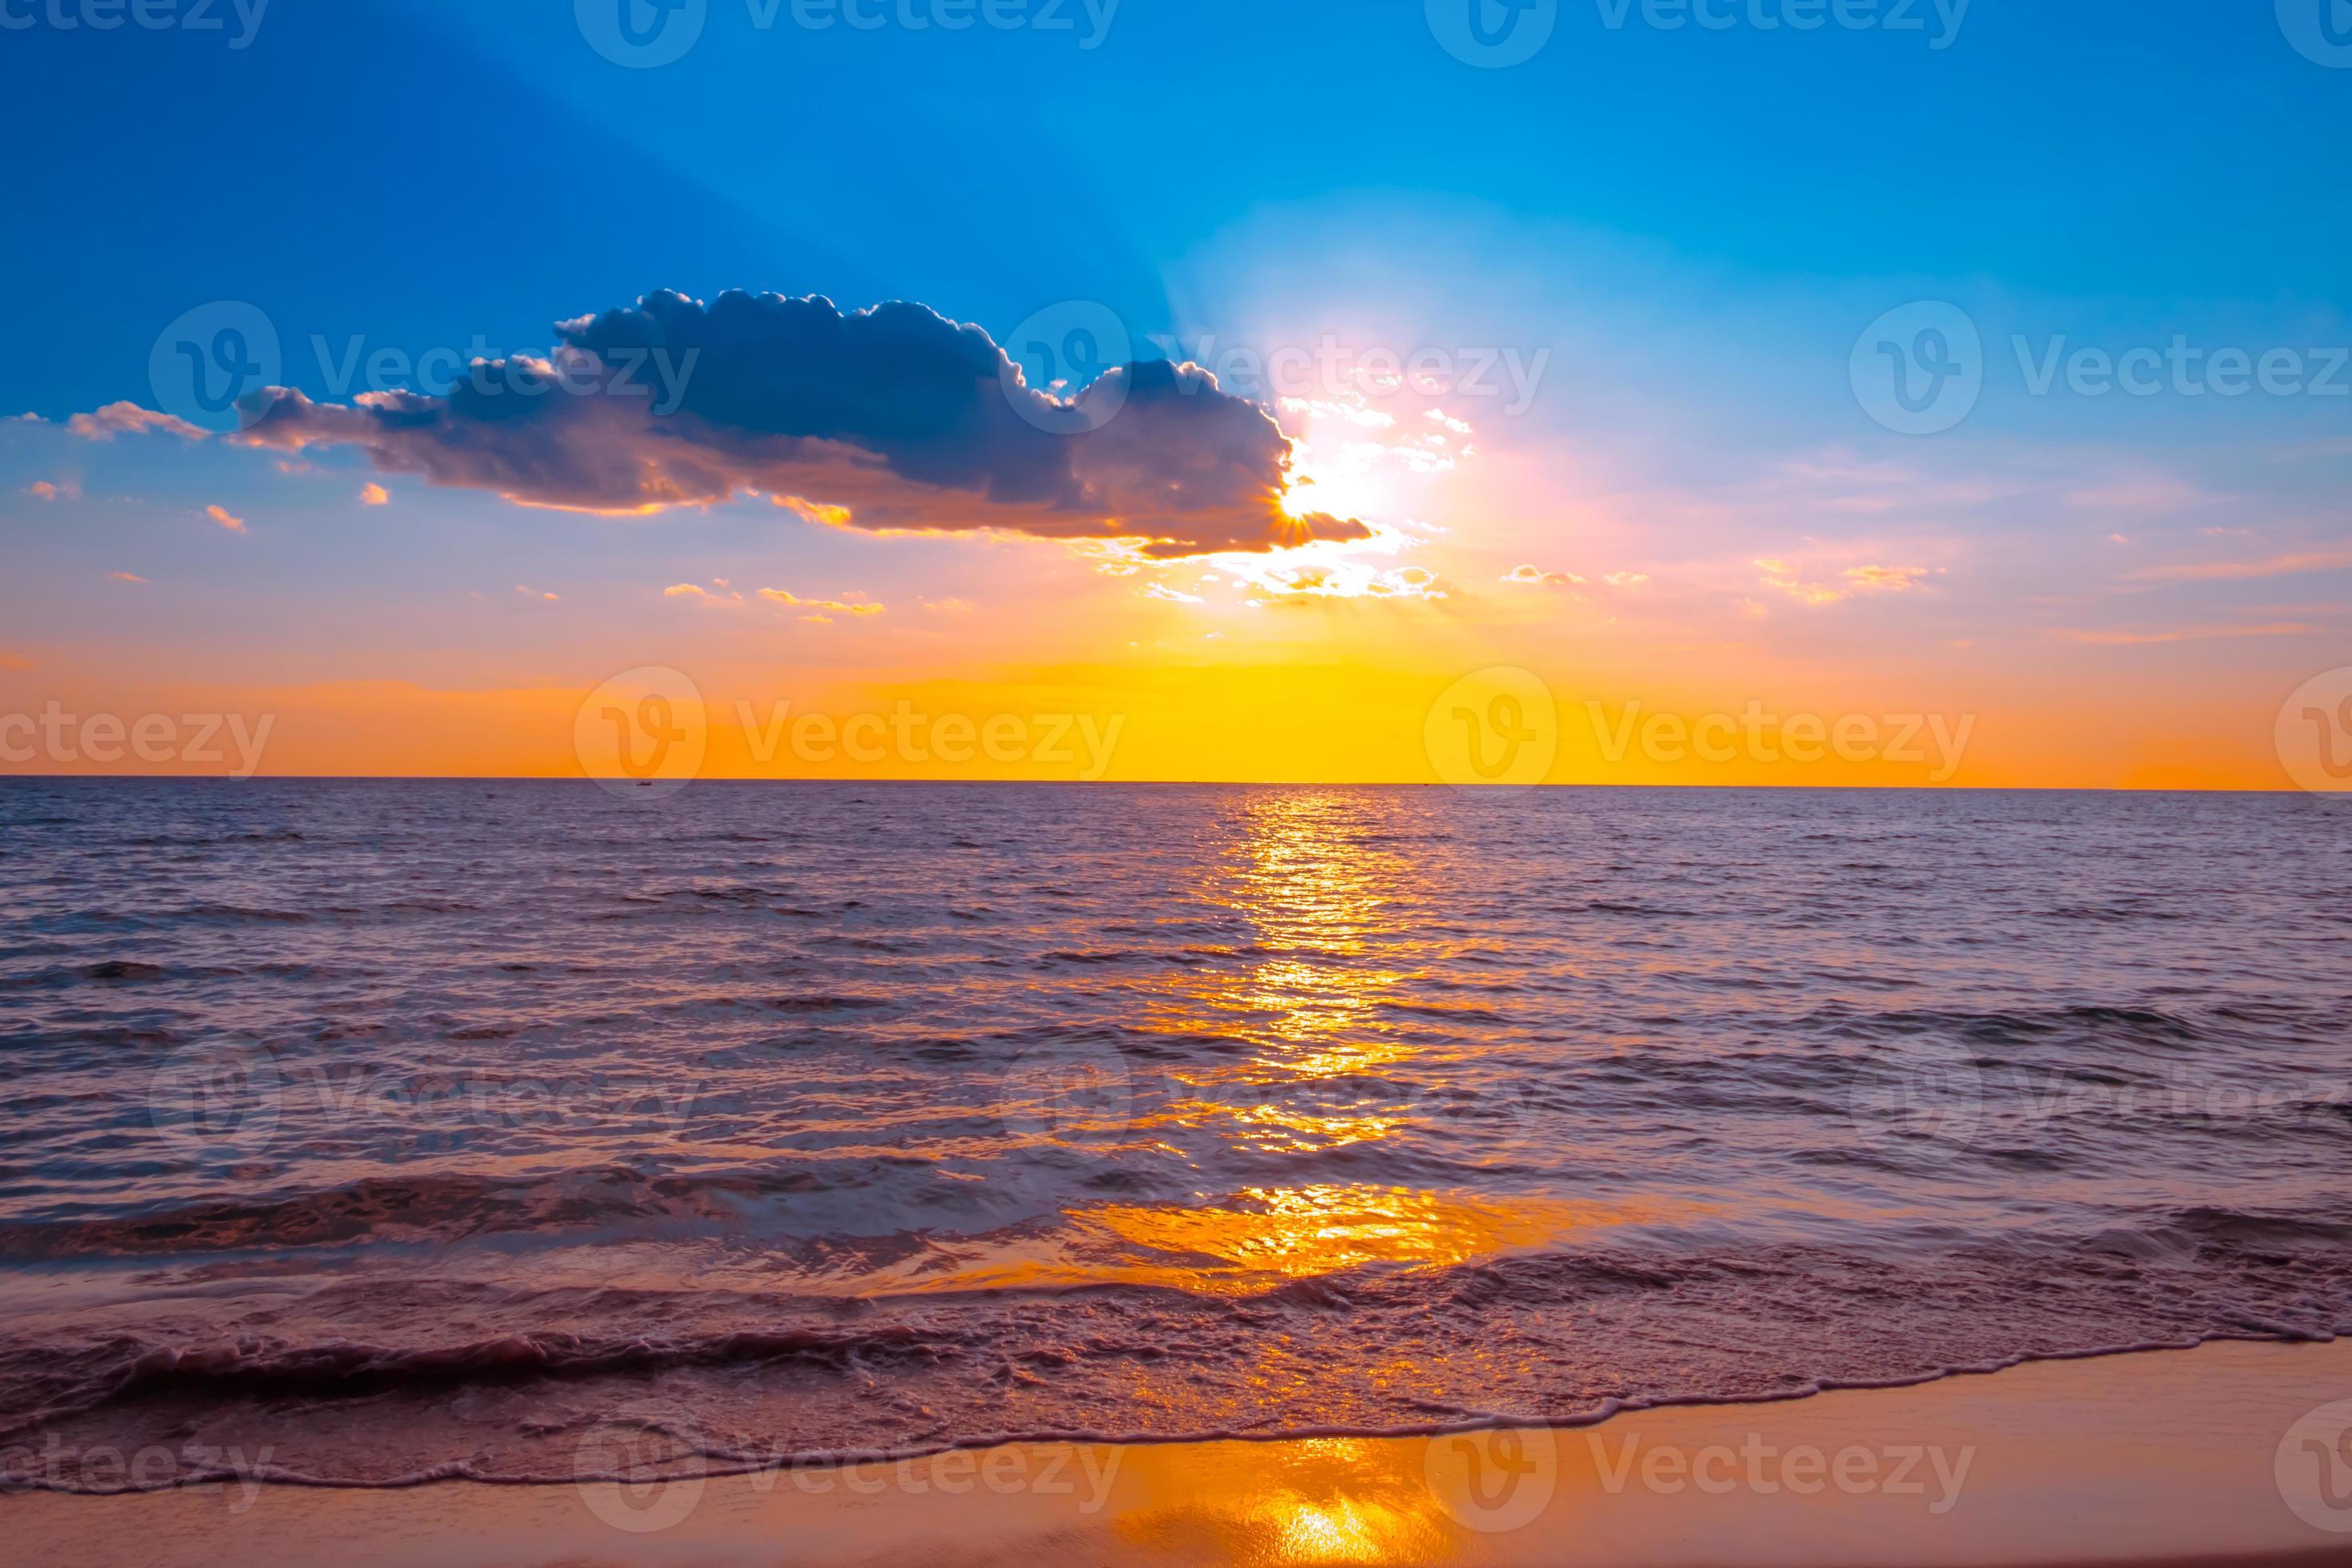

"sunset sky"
[3,1,2346,787]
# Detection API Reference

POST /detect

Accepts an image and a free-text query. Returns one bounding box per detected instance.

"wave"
[3,1218,2346,1490]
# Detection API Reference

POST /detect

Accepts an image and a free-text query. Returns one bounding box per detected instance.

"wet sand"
[12,1338,2352,1566]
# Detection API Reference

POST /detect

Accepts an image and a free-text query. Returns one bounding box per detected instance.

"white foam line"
[5,1323,2345,1496]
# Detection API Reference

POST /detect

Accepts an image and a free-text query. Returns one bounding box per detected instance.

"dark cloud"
[230,290,1367,558]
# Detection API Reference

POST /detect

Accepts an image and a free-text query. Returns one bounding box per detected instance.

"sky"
[2,0,2348,788]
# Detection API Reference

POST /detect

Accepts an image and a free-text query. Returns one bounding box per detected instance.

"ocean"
[1,778,2346,1489]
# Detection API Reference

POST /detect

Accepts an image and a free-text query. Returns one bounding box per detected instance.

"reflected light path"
[1137,791,1430,1157]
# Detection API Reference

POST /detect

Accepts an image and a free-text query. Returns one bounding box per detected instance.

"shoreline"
[6,1328,2338,1495]
[14,1338,2352,1566]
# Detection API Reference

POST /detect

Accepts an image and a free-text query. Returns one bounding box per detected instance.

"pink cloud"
[68,402,206,442]
[1756,558,1933,605]
[206,505,247,534]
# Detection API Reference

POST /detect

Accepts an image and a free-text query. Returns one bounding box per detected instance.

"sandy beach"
[13,1338,2350,1567]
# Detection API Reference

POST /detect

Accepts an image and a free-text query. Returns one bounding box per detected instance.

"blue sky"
[2,0,2348,786]
[6,0,2344,414]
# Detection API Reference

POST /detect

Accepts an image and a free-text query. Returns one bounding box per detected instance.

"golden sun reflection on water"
[846,1183,1678,1299]
[1073,1184,1666,1293]
[1264,1493,1430,1565]
[1114,1436,1455,1566]
[1136,792,1431,1158]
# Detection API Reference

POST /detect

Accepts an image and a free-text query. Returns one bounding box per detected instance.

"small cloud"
[68,402,207,442]
[768,494,854,528]
[108,571,148,584]
[1143,582,1204,603]
[758,587,885,617]
[1241,561,1446,601]
[1758,559,1931,605]
[514,584,559,602]
[25,480,77,501]
[921,597,974,613]
[2108,534,2132,546]
[664,582,709,598]
[1602,571,1650,588]
[1502,563,1584,588]
[206,504,248,534]
[360,482,390,506]
[1842,564,1930,592]
[1425,408,1474,435]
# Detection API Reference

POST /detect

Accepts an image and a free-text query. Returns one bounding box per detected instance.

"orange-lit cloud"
[206,504,247,534]
[360,482,390,506]
[1757,558,1931,605]
[69,402,206,441]
[758,587,886,623]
